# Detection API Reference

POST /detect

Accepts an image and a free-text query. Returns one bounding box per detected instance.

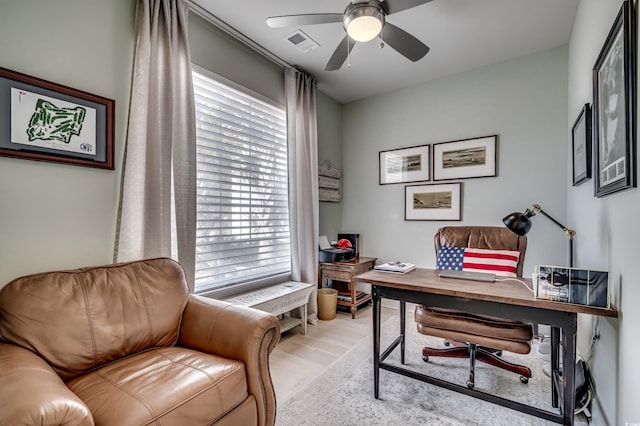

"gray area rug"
[277,316,587,426]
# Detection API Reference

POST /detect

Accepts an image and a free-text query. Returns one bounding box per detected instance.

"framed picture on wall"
[572,103,592,186]
[432,135,497,181]
[404,182,462,221]
[0,66,115,170]
[379,144,430,184]
[592,0,636,197]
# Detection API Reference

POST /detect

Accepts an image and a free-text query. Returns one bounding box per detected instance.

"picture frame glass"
[379,145,430,184]
[433,135,496,181]
[0,67,114,169]
[592,1,636,197]
[572,104,591,186]
[405,183,461,221]
[597,29,626,187]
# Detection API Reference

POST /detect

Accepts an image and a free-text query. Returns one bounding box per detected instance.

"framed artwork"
[379,144,430,184]
[405,182,462,221]
[0,67,114,169]
[432,135,497,181]
[592,0,636,197]
[572,103,592,186]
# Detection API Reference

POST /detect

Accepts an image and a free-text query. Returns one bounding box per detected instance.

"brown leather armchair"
[0,258,280,426]
[414,226,533,389]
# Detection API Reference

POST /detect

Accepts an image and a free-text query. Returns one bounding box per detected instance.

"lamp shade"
[344,6,384,42]
[503,212,532,236]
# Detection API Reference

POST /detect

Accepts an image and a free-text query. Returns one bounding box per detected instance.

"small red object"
[337,239,352,249]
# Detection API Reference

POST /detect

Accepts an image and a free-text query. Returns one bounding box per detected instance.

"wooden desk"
[319,257,377,318]
[355,268,618,426]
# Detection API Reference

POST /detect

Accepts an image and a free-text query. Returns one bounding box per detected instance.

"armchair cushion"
[436,246,520,277]
[66,347,248,425]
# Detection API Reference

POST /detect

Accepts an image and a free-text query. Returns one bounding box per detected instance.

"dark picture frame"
[379,144,430,185]
[592,0,636,197]
[0,67,114,170]
[404,182,462,221]
[572,103,592,186]
[432,135,497,181]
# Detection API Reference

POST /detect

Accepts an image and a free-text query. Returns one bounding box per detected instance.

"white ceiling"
[191,0,580,103]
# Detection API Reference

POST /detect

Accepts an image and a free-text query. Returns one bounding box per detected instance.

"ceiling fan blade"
[382,22,429,62]
[381,0,433,15]
[324,35,356,71]
[266,14,343,28]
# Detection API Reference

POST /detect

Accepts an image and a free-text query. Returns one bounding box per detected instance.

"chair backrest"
[0,258,190,381]
[434,226,527,277]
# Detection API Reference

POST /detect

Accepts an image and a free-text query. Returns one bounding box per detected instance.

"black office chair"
[414,226,534,389]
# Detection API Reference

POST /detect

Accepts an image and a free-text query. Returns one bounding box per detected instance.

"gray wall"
[0,0,135,285]
[568,0,639,424]
[341,46,569,275]
[189,13,284,105]
[317,91,343,239]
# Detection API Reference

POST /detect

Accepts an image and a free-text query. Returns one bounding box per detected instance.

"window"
[193,68,290,294]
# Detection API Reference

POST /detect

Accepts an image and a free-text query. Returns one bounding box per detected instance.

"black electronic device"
[319,234,354,263]
[319,247,353,263]
[337,233,360,258]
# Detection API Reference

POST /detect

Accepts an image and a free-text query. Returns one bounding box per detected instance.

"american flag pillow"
[436,246,521,277]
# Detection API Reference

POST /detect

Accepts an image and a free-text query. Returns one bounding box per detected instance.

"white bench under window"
[223,282,314,335]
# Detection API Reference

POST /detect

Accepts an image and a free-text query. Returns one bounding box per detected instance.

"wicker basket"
[317,288,338,320]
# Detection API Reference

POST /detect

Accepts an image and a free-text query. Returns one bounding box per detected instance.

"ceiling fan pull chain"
[380,26,385,49]
[347,37,351,69]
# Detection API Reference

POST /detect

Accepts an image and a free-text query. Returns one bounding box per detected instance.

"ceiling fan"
[266,0,433,71]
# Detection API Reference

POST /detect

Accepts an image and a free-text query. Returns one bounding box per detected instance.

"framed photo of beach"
[379,144,430,184]
[432,135,497,181]
[404,182,462,221]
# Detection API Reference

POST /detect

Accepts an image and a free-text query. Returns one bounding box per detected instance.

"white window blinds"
[193,70,290,293]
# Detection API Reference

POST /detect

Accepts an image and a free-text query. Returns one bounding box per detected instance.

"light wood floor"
[270,303,397,402]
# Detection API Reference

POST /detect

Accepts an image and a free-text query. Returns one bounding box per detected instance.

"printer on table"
[319,235,354,263]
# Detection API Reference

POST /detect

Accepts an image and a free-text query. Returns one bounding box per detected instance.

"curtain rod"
[186,0,291,70]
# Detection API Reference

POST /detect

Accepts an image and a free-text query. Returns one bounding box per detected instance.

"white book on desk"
[374,262,416,274]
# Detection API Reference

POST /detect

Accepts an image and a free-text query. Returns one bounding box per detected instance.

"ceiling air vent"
[284,29,319,53]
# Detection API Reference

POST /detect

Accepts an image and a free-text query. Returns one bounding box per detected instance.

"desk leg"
[400,301,406,365]
[551,326,560,407]
[373,290,381,399]
[350,278,357,319]
[562,322,577,426]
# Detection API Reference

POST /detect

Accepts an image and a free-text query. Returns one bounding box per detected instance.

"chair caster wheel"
[466,380,474,389]
[422,355,429,362]
[520,376,529,384]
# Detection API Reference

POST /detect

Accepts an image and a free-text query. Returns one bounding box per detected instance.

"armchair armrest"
[178,295,280,426]
[0,343,93,425]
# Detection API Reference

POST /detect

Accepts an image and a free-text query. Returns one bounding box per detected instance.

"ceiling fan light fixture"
[344,6,384,42]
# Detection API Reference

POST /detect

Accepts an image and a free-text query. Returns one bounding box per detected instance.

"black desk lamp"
[503,204,577,366]
[502,204,575,268]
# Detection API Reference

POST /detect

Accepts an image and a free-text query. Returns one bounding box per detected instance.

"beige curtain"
[285,68,320,324]
[114,0,196,290]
